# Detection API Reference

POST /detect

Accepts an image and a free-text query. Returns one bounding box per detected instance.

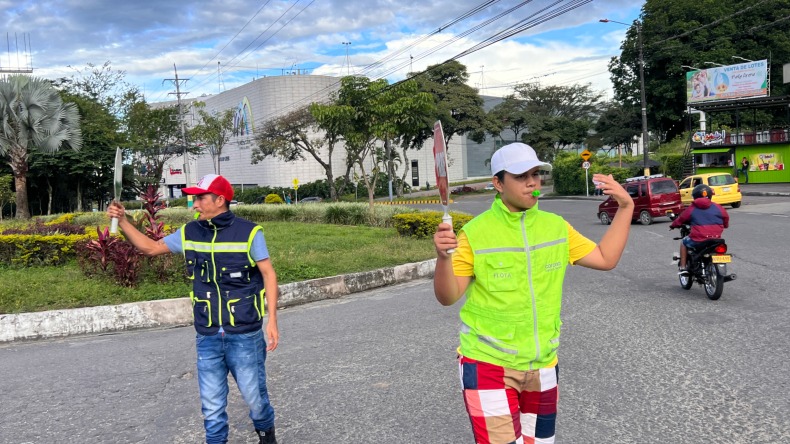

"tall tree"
[190,102,235,175]
[30,91,122,213]
[252,106,350,202]
[125,101,183,188]
[406,60,485,188]
[410,61,486,149]
[482,94,531,143]
[514,82,605,162]
[318,76,433,207]
[0,75,82,218]
[595,101,642,153]
[609,0,790,142]
[53,61,140,119]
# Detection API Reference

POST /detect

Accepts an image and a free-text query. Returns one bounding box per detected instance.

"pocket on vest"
[190,291,213,327]
[467,316,518,364]
[226,290,261,326]
[484,256,518,292]
[219,265,252,284]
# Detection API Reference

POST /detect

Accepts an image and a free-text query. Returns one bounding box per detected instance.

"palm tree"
[0,75,82,218]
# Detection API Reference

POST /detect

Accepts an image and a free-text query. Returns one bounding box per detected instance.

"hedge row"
[392,211,473,239]
[0,233,93,266]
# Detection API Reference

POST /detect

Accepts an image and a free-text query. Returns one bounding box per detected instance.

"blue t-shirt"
[163,228,270,262]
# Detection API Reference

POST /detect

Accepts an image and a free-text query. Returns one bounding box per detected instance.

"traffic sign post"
[293,178,299,203]
[582,161,591,196]
[580,149,592,162]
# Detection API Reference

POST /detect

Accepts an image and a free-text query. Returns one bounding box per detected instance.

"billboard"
[686,60,768,104]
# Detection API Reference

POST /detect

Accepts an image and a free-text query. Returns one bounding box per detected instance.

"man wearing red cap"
[107,173,279,444]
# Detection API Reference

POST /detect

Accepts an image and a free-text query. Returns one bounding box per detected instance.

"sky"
[1,0,643,106]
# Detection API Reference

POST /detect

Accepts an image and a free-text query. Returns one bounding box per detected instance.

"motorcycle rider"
[670,184,729,275]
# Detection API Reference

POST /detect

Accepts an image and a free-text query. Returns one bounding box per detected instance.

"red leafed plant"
[84,226,119,272]
[80,184,178,287]
[141,185,167,241]
[109,241,142,287]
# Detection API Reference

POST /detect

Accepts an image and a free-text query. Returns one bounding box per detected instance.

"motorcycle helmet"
[692,184,714,200]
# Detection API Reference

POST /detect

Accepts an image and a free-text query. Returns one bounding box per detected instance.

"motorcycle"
[671,224,737,300]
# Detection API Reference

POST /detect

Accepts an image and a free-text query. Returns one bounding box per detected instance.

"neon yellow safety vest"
[459,195,569,370]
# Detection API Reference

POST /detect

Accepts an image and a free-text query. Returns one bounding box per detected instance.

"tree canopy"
[608,0,790,141]
[0,75,82,218]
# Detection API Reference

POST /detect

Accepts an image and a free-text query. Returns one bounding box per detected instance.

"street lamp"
[681,64,701,71]
[732,55,754,63]
[600,18,650,175]
[704,61,725,67]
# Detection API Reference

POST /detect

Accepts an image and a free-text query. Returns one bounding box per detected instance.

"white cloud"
[2,0,643,104]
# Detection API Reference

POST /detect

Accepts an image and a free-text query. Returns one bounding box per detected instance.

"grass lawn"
[0,222,435,314]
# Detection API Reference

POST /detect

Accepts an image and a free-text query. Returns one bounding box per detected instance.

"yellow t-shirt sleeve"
[567,221,597,265]
[451,231,475,276]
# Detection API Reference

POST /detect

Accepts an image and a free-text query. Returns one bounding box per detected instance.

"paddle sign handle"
[110,217,119,234]
[443,213,455,254]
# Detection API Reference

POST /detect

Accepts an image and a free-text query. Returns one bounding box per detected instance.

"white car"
[484,182,495,190]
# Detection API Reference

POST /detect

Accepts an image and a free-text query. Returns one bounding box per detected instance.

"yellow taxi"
[678,173,742,208]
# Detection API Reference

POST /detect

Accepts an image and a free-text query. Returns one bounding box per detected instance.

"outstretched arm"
[575,174,634,270]
[106,202,171,256]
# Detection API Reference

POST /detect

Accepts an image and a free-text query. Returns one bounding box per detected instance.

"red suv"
[597,174,683,225]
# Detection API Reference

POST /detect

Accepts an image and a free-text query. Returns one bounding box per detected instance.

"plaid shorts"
[458,355,559,444]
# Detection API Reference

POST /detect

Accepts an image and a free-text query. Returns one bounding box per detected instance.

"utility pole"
[164,64,193,207]
[342,42,351,75]
[600,18,651,175]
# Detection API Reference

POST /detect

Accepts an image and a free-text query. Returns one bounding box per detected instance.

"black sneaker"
[256,427,277,444]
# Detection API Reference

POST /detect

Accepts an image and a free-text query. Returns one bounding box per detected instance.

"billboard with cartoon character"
[686,60,768,104]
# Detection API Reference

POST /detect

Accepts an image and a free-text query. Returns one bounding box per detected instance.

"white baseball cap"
[490,142,552,176]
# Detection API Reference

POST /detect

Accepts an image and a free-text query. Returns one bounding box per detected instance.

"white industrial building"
[155,74,500,198]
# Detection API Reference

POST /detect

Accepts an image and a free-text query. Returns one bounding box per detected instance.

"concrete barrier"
[0,259,437,343]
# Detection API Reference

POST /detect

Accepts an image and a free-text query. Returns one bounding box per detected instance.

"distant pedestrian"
[106,174,280,444]
[285,194,292,204]
[737,156,750,183]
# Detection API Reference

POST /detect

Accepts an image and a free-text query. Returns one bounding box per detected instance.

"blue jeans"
[196,329,275,444]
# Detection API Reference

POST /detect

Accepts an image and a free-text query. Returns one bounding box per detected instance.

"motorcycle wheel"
[679,266,693,290]
[704,262,724,300]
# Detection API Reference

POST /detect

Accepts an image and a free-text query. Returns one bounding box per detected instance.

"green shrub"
[658,153,685,180]
[392,211,473,239]
[74,212,111,227]
[265,193,284,204]
[0,233,92,266]
[324,204,369,225]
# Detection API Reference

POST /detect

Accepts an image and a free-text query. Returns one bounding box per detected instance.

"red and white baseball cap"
[182,174,234,201]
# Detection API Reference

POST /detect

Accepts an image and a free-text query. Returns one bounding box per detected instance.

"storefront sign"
[750,152,784,171]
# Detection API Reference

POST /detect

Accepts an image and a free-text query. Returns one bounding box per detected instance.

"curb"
[0,259,437,343]
[376,199,454,205]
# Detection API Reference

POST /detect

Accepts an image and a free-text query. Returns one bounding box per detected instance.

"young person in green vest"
[433,143,634,444]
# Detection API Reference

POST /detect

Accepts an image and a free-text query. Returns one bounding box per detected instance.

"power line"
[189,0,274,80]
[187,0,316,94]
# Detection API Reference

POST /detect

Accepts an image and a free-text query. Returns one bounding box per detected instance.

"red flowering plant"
[80,185,181,287]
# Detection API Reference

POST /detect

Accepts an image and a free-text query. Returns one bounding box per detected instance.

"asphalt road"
[2,194,789,444]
